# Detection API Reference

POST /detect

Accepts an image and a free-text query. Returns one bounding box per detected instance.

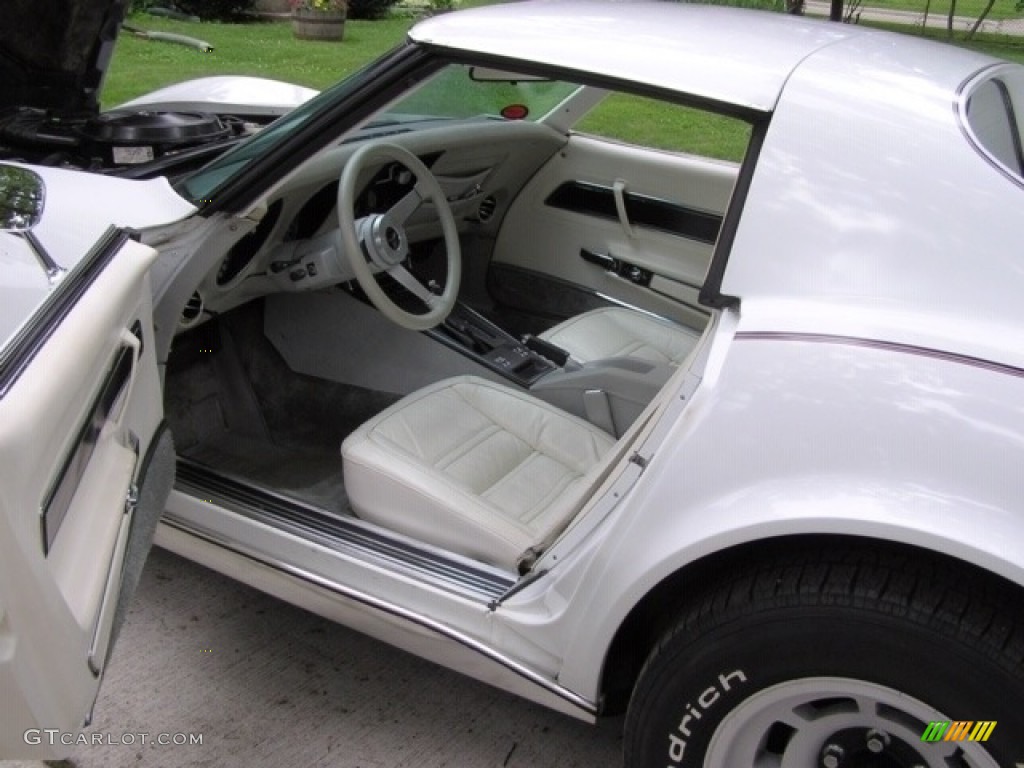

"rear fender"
[510,332,1024,701]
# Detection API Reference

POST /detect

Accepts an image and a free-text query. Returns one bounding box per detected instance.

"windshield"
[182,60,581,205]
[380,65,579,123]
[179,54,387,205]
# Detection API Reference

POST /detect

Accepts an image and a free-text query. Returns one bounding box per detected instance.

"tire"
[623,543,1024,768]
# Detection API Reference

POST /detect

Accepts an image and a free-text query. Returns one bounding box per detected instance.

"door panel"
[0,236,163,758]
[491,134,738,331]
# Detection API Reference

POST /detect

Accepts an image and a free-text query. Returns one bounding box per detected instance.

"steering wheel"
[338,142,461,331]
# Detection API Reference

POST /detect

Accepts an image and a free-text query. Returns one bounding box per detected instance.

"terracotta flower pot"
[292,7,346,41]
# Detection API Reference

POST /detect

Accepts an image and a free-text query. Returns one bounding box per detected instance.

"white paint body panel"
[0,235,53,350]
[526,322,1024,698]
[410,2,857,112]
[723,38,1023,369]
[0,166,194,353]
[116,75,317,116]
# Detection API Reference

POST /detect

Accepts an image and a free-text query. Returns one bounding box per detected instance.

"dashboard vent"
[477,196,497,222]
[180,291,204,327]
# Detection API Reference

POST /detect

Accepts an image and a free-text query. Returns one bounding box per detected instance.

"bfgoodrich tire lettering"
[623,543,1024,768]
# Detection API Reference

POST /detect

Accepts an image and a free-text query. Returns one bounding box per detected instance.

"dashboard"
[182,119,566,329]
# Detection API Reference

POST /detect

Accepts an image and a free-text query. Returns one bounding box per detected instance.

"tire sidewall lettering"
[643,613,1022,767]
[664,668,749,766]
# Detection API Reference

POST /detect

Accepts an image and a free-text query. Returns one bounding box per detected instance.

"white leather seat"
[341,375,615,569]
[539,306,700,366]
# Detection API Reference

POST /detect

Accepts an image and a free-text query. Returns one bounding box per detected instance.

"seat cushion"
[341,376,616,569]
[540,306,700,365]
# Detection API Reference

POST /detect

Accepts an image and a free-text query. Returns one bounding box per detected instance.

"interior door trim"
[39,337,139,555]
[544,180,722,244]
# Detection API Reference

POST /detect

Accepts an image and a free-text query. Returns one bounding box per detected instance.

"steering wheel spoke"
[338,143,461,331]
[387,264,438,308]
[388,185,424,226]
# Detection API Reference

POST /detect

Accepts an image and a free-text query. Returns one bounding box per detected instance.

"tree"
[966,0,997,38]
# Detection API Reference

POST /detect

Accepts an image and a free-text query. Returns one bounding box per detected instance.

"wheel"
[337,142,461,331]
[623,543,1024,768]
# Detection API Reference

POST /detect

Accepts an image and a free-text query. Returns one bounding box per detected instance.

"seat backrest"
[516,319,711,570]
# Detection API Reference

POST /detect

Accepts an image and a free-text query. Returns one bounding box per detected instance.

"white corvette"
[1,1,1023,765]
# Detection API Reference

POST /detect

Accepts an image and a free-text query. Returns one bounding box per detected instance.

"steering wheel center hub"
[339,142,461,331]
[363,214,409,268]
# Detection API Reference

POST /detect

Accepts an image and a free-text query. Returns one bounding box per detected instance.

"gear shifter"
[443,316,477,349]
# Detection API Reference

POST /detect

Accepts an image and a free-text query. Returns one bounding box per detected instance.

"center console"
[428,303,562,387]
[430,303,674,437]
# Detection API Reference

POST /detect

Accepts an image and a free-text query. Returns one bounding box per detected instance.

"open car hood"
[0,0,313,179]
[0,0,129,116]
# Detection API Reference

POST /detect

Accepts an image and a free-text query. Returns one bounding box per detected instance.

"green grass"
[865,19,1024,60]
[104,15,412,106]
[576,96,752,163]
[104,12,1024,163]
[848,0,1022,21]
[642,0,1024,21]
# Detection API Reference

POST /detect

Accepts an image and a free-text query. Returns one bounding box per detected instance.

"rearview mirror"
[468,67,552,83]
[0,164,46,232]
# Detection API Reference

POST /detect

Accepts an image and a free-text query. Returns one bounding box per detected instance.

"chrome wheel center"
[818,726,921,768]
[704,677,999,768]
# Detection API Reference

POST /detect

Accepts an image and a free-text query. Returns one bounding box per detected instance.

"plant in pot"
[291,0,347,41]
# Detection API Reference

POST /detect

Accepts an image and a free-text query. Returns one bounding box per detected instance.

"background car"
[2,1,1023,766]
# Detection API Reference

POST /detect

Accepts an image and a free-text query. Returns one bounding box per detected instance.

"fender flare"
[554,484,1024,705]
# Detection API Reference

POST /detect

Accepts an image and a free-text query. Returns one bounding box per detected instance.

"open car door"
[0,166,174,758]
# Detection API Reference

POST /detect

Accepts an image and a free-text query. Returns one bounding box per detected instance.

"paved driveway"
[3,547,621,768]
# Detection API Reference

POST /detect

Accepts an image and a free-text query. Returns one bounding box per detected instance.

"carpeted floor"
[165,299,401,514]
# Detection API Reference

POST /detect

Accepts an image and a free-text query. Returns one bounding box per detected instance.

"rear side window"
[963,67,1024,181]
[575,93,751,162]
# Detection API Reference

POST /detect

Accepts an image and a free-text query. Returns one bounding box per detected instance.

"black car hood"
[0,0,129,116]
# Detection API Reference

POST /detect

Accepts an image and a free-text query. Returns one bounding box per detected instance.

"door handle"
[578,249,653,287]
[580,247,616,270]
